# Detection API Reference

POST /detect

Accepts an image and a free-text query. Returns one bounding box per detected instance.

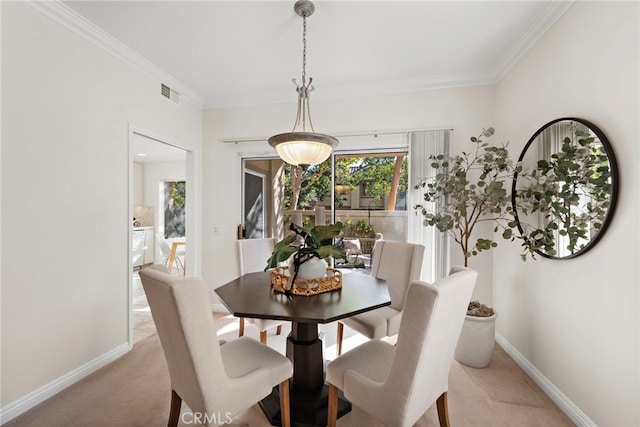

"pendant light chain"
[301,13,307,88]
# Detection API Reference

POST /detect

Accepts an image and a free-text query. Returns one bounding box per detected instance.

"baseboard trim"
[495,333,596,427]
[0,342,131,424]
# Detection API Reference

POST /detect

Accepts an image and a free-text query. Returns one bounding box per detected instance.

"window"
[164,180,185,238]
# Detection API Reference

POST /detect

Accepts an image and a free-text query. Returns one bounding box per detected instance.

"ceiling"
[61,1,572,109]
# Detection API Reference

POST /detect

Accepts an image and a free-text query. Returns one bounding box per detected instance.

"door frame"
[242,168,267,239]
[127,124,194,348]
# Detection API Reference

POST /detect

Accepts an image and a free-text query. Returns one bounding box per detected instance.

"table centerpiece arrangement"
[267,222,346,296]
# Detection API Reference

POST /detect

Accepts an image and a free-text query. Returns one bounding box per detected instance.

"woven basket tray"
[270,266,342,296]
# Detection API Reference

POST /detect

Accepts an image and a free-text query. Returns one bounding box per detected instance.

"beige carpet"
[5,313,574,427]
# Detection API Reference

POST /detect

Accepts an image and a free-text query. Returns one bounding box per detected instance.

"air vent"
[160,83,181,104]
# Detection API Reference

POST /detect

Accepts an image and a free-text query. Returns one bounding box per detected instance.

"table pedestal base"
[258,322,351,426]
[259,384,350,427]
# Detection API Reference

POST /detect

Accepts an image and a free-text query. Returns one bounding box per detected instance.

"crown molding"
[204,70,498,110]
[493,1,574,80]
[26,0,205,108]
[26,0,572,110]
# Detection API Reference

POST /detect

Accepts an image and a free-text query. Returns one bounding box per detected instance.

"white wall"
[133,163,144,205]
[203,85,496,304]
[494,2,639,426]
[1,1,202,417]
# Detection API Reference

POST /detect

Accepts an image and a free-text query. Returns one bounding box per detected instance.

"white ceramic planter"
[287,256,327,289]
[454,312,498,368]
[296,257,327,280]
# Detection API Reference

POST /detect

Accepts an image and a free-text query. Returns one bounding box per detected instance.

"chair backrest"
[383,267,477,426]
[139,266,227,416]
[237,238,276,275]
[369,241,425,310]
[156,234,172,258]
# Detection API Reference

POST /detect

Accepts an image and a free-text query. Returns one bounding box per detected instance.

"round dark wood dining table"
[215,270,390,427]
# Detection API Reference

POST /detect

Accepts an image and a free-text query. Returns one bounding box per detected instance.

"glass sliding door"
[332,151,409,267]
[333,152,408,232]
[240,130,448,275]
[241,151,409,243]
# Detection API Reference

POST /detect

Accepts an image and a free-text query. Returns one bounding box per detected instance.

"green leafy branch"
[414,128,525,265]
[514,128,612,256]
[266,222,346,269]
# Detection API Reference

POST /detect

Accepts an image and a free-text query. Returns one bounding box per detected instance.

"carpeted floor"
[5,311,574,427]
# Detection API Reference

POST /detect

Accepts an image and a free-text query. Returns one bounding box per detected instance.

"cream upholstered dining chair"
[327,267,478,427]
[336,240,425,355]
[139,265,292,427]
[237,238,284,344]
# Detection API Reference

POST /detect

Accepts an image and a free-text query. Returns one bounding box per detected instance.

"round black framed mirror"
[511,118,619,259]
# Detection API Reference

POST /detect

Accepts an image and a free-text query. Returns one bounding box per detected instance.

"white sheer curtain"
[407,130,450,282]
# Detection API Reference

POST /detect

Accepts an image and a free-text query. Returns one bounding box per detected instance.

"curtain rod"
[221,126,454,144]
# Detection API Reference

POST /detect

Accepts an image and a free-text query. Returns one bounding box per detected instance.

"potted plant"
[267,222,346,288]
[454,300,497,368]
[342,219,377,255]
[414,127,522,368]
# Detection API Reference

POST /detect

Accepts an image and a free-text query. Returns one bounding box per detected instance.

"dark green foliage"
[266,222,347,269]
[283,156,408,209]
[164,181,186,238]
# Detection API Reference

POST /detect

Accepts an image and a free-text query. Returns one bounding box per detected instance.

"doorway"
[129,127,190,345]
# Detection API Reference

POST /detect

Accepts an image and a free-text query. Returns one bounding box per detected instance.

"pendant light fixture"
[268,0,338,169]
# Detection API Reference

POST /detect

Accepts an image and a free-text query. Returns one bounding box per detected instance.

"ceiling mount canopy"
[268,0,338,169]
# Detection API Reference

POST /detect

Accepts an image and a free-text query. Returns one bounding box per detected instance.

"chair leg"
[279,380,291,427]
[168,389,182,427]
[179,259,186,277]
[260,330,268,345]
[336,322,344,356]
[276,324,283,335]
[175,258,184,277]
[436,392,450,427]
[238,317,245,337]
[327,383,339,427]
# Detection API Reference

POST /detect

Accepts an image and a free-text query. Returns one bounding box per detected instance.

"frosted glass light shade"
[269,0,338,168]
[269,132,338,167]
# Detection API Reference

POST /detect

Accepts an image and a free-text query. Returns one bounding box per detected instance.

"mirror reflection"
[512,118,618,259]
